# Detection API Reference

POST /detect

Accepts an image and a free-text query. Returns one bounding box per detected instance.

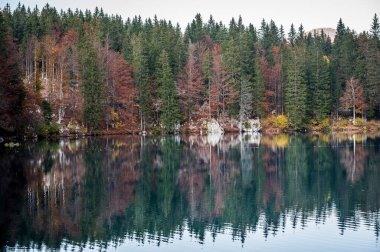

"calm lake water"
[1,133,379,251]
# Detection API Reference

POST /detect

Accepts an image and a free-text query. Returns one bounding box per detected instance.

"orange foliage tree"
[339,77,367,121]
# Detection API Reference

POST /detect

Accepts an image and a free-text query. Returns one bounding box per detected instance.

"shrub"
[274,115,289,129]
[37,124,49,138]
[353,118,366,127]
[243,121,251,129]
[262,115,276,128]
[319,118,331,131]
[337,119,349,127]
[150,125,162,135]
[49,122,60,135]
[68,121,80,133]
[115,122,126,128]
[310,119,318,126]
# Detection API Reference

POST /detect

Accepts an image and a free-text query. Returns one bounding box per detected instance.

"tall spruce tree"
[253,52,265,117]
[313,49,331,121]
[239,74,253,126]
[222,37,241,116]
[81,39,105,130]
[285,48,308,129]
[371,13,379,46]
[157,50,181,133]
[132,33,152,131]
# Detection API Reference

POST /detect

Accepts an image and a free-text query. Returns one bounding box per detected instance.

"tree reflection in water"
[0,133,379,250]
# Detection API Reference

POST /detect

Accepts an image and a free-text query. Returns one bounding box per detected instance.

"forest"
[0,3,380,136]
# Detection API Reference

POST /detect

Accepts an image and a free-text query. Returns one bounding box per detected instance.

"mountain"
[308,28,336,41]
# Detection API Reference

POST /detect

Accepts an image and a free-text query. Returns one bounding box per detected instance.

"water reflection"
[0,133,379,250]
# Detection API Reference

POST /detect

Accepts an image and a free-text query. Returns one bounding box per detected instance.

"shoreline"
[2,124,380,144]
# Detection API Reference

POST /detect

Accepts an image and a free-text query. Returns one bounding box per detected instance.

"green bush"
[49,122,60,135]
[37,124,49,138]
[150,125,162,136]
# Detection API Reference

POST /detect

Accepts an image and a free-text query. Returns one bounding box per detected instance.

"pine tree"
[288,24,296,46]
[132,33,151,131]
[356,34,380,116]
[313,49,331,121]
[0,11,25,134]
[285,49,308,129]
[81,39,105,130]
[371,13,379,45]
[222,37,241,116]
[332,20,357,116]
[253,51,265,117]
[366,40,380,115]
[239,74,253,127]
[157,50,181,133]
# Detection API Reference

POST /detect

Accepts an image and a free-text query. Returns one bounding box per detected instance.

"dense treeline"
[0,3,379,135]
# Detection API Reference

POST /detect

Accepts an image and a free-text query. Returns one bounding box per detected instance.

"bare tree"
[339,77,367,121]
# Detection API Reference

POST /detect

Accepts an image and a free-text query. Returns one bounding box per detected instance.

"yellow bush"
[319,118,331,131]
[115,122,126,128]
[111,109,119,121]
[310,119,318,126]
[274,115,289,129]
[336,119,349,127]
[353,118,366,127]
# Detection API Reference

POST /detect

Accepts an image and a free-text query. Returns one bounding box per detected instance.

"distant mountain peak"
[308,28,336,41]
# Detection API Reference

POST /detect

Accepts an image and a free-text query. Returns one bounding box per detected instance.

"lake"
[1,133,379,251]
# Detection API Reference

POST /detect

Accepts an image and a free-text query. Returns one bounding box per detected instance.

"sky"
[4,0,380,33]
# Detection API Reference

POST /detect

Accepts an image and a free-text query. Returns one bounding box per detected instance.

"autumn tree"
[339,77,367,121]
[102,49,138,130]
[178,43,205,121]
[203,48,213,119]
[210,44,235,122]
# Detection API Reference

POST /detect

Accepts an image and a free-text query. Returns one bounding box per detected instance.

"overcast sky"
[5,0,380,33]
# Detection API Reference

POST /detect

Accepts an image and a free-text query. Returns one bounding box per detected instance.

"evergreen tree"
[157,50,181,133]
[370,13,379,45]
[253,52,265,117]
[239,74,253,126]
[285,49,308,129]
[81,39,105,130]
[332,20,357,116]
[313,49,331,121]
[0,11,25,134]
[288,24,296,46]
[356,34,380,116]
[132,33,152,131]
[222,37,241,116]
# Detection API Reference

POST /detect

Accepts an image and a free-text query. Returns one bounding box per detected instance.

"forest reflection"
[1,133,379,250]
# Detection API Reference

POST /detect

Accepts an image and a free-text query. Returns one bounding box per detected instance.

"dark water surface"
[1,134,379,251]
